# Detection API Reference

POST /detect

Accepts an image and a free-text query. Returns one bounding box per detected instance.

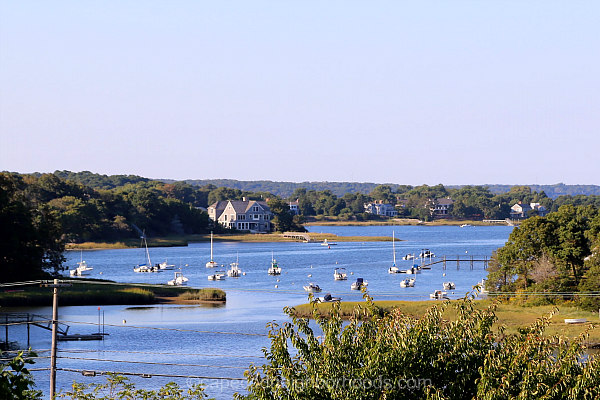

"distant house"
[510,201,533,219]
[208,198,272,233]
[288,200,300,215]
[530,203,548,217]
[431,198,454,219]
[364,200,398,217]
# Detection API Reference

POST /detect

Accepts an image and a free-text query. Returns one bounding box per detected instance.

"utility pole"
[44,279,70,399]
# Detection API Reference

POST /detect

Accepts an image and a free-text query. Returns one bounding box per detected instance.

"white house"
[288,200,300,215]
[208,198,272,233]
[431,198,454,218]
[510,202,532,219]
[364,200,398,217]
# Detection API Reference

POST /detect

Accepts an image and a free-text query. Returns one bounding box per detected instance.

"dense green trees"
[486,205,600,309]
[238,295,600,399]
[0,173,65,281]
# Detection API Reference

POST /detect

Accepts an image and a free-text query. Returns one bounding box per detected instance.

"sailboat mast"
[392,231,396,265]
[145,235,151,266]
[210,231,214,261]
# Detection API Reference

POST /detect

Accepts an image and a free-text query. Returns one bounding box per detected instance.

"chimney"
[242,197,247,202]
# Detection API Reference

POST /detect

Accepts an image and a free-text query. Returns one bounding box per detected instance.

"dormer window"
[253,206,259,212]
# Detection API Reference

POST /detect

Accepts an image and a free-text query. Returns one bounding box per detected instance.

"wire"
[57,356,257,369]
[57,349,264,359]
[56,367,246,381]
[58,320,269,337]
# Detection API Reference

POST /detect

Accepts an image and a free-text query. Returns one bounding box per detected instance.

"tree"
[0,173,65,281]
[0,351,42,400]
[237,294,600,400]
[267,198,305,232]
[56,373,211,400]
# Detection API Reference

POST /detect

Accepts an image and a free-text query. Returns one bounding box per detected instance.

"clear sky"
[1,1,598,185]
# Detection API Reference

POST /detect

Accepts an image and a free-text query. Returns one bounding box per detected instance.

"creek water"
[4,225,513,399]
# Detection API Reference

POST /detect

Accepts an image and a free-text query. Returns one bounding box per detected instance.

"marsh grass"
[177,288,226,302]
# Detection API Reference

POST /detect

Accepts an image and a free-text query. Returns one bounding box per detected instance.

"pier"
[419,255,489,270]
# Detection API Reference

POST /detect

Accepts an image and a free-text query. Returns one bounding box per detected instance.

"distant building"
[208,198,272,232]
[431,198,454,219]
[364,200,398,217]
[510,201,532,219]
[530,203,548,217]
[288,199,300,215]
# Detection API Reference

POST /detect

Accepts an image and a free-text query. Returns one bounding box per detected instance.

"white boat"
[388,231,400,273]
[268,253,282,275]
[303,283,322,293]
[70,252,93,276]
[227,254,242,277]
[399,265,420,274]
[208,270,226,281]
[321,239,337,246]
[317,293,341,303]
[402,254,415,260]
[206,231,219,268]
[133,235,159,273]
[460,224,473,228]
[564,318,587,324]
[167,271,189,286]
[430,290,448,300]
[400,278,415,288]
[419,249,435,258]
[159,259,175,270]
[333,267,347,280]
[443,281,456,290]
[350,278,367,290]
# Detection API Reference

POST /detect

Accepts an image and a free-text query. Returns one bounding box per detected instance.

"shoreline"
[65,232,399,250]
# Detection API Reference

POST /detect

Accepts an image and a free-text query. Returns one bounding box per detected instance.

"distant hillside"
[181,179,407,197]
[19,171,600,199]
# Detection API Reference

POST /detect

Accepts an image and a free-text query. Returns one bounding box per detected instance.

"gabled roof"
[436,198,454,205]
[209,200,271,218]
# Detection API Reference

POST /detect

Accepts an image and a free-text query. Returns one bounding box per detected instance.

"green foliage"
[0,173,65,282]
[0,351,41,400]
[267,198,306,232]
[57,373,212,400]
[238,295,600,400]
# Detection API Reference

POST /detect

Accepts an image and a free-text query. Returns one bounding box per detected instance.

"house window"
[253,206,259,212]
[239,215,246,220]
[224,215,228,221]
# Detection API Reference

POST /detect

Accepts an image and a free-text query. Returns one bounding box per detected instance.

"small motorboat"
[167,271,189,286]
[460,224,473,228]
[227,254,242,277]
[70,261,94,277]
[208,270,226,281]
[430,290,448,300]
[303,283,322,293]
[133,264,160,273]
[419,249,435,258]
[159,260,175,270]
[388,265,401,274]
[350,278,368,290]
[402,254,415,260]
[268,254,282,275]
[321,239,337,246]
[399,265,420,274]
[333,268,347,281]
[443,281,456,290]
[400,278,415,288]
[317,293,341,303]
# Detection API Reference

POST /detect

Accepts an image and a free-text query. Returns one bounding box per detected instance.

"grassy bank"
[291,299,600,344]
[66,232,397,249]
[0,280,226,306]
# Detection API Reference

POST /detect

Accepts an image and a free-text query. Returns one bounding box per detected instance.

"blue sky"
[1,1,598,185]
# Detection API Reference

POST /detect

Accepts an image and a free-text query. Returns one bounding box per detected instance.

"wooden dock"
[419,255,489,270]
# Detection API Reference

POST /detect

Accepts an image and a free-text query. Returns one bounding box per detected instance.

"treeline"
[180,178,600,199]
[487,204,600,310]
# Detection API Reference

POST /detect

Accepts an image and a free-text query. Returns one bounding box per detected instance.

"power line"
[57,356,257,369]
[56,367,246,381]
[58,320,269,336]
[58,349,264,358]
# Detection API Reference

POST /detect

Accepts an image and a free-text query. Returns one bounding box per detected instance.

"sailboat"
[388,231,400,273]
[206,231,219,268]
[134,234,159,272]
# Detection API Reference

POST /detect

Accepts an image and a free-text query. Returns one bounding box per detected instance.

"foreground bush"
[237,293,600,400]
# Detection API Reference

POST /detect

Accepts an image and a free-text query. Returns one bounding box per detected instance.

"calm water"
[5,225,512,399]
